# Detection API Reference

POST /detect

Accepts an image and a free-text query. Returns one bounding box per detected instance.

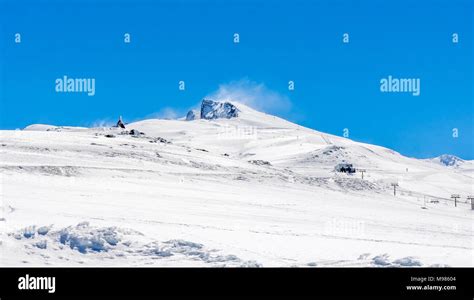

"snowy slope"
[0,100,472,267]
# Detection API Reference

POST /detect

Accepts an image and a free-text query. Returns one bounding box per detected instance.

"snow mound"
[392,256,422,267]
[23,124,58,131]
[8,222,262,267]
[23,124,88,132]
[372,254,392,266]
[58,222,122,253]
[160,239,261,266]
[371,254,423,267]
[10,222,139,253]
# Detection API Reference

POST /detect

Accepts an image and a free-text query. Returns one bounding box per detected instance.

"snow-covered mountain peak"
[432,154,464,167]
[186,99,272,121]
[187,99,240,120]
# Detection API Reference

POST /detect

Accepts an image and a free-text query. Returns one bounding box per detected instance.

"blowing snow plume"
[205,79,292,116]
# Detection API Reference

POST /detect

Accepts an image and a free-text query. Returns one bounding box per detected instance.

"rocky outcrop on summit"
[200,100,239,120]
[186,109,200,121]
[201,99,239,120]
[185,99,239,121]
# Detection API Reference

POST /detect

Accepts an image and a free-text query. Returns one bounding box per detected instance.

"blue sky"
[0,0,472,159]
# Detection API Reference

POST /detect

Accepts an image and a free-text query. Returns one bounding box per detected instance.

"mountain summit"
[186,99,239,121]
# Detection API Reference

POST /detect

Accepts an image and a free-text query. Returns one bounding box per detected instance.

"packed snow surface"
[0,101,472,267]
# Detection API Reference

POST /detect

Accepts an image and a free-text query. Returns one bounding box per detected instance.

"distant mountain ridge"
[23,100,470,164]
[428,154,465,167]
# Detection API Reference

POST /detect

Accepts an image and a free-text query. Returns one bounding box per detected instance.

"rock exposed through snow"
[186,99,240,120]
